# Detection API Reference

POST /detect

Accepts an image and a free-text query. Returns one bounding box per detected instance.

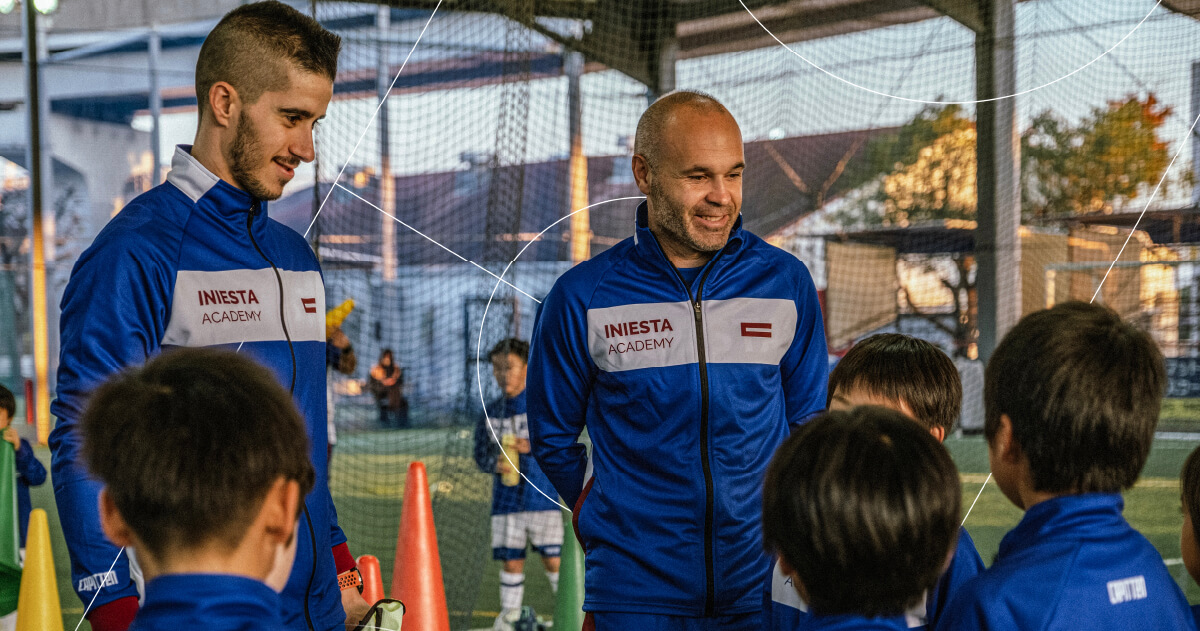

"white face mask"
[265,522,300,593]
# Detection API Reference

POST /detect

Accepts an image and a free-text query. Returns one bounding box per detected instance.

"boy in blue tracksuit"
[473,338,562,630]
[765,334,983,631]
[0,384,46,549]
[936,302,1196,630]
[762,406,964,631]
[1177,445,1200,628]
[81,348,316,631]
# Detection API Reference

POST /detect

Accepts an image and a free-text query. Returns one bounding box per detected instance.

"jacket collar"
[998,493,1126,559]
[135,573,282,628]
[166,145,268,224]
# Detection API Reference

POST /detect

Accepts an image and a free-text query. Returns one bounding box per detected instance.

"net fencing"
[4,0,1200,626]
[298,1,1200,626]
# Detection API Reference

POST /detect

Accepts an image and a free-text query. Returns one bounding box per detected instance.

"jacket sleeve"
[527,278,594,509]
[49,232,173,611]
[781,262,829,431]
[14,439,46,487]
[932,586,991,631]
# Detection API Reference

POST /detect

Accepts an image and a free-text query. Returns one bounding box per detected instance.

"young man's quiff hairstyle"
[195,0,341,119]
[1182,446,1200,548]
[828,333,962,433]
[634,90,736,170]
[81,348,315,559]
[489,338,530,364]
[762,406,961,617]
[985,301,1165,494]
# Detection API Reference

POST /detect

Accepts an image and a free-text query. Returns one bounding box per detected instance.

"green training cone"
[0,440,21,616]
[552,511,585,631]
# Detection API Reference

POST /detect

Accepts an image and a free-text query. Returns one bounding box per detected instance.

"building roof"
[272,126,891,265]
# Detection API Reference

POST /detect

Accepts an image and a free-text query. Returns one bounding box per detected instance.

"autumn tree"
[1022,94,1173,218]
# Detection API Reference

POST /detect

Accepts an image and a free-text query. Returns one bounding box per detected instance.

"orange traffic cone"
[357,554,385,605]
[16,509,62,631]
[390,462,449,631]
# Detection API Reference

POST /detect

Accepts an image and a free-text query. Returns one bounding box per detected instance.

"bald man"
[527,91,829,630]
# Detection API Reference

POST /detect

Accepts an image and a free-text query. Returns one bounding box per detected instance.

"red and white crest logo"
[741,322,772,338]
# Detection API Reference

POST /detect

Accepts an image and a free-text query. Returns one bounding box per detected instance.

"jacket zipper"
[246,204,314,631]
[665,249,723,617]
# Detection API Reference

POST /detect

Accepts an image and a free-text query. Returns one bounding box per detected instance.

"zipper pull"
[694,301,701,314]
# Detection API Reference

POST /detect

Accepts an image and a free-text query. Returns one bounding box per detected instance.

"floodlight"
[32,0,56,14]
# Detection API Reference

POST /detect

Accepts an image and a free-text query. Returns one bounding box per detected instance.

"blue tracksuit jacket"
[802,614,912,630]
[49,145,345,630]
[472,391,561,515]
[13,437,47,548]
[528,203,829,616]
[766,527,984,630]
[935,493,1197,631]
[128,574,284,631]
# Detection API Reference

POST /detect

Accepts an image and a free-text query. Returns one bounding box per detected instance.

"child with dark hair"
[82,348,316,630]
[766,333,983,630]
[1180,445,1200,628]
[936,302,1194,630]
[763,406,962,630]
[473,338,562,630]
[0,383,46,551]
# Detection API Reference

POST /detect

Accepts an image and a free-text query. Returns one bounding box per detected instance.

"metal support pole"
[149,25,163,184]
[378,6,397,281]
[974,0,1021,362]
[1191,61,1200,206]
[646,38,677,104]
[566,51,590,264]
[22,0,51,444]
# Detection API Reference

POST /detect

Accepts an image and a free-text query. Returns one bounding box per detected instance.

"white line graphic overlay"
[476,196,646,512]
[75,547,126,631]
[961,110,1200,528]
[737,0,1162,106]
[335,183,541,303]
[304,0,445,239]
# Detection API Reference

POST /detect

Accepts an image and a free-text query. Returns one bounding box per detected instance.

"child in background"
[1179,445,1200,628]
[766,333,984,631]
[762,406,963,630]
[473,338,562,631]
[936,302,1195,630]
[0,383,46,551]
[82,348,317,630]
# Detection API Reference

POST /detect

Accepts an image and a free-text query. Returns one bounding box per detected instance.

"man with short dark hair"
[762,406,962,630]
[49,3,364,629]
[528,91,829,630]
[83,348,316,630]
[935,302,1194,630]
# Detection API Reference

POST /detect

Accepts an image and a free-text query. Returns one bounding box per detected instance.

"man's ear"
[207,81,240,129]
[631,154,652,195]
[97,488,135,548]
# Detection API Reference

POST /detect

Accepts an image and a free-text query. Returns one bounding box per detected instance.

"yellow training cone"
[326,299,355,338]
[16,509,62,631]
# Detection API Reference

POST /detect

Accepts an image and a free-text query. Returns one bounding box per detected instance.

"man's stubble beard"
[647,177,734,256]
[229,114,282,202]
